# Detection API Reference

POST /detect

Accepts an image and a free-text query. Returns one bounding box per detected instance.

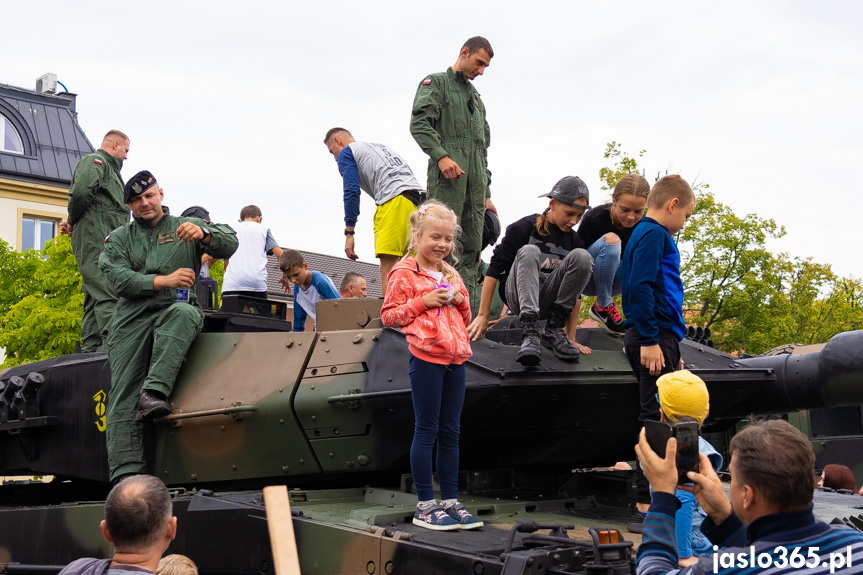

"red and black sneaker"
[590,302,626,336]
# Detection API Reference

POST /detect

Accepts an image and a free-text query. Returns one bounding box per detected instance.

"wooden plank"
[263,485,302,575]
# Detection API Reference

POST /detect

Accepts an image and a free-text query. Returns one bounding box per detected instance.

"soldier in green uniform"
[62,130,130,352]
[411,36,497,304]
[99,170,238,482]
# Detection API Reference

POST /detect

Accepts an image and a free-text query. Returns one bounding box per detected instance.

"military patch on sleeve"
[104,235,110,243]
[422,78,432,85]
[94,159,103,165]
[157,232,177,244]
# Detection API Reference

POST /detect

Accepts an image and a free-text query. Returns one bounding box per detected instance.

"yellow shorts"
[374,194,415,258]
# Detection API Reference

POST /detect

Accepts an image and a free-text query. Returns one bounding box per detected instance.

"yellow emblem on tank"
[93,390,107,432]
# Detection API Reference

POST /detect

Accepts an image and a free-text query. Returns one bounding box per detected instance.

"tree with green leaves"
[0,236,83,367]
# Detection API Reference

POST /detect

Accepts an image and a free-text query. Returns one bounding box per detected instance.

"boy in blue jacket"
[620,174,695,531]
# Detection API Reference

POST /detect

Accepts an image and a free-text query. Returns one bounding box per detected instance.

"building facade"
[0,80,95,251]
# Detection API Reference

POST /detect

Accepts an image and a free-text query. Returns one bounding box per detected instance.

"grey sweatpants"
[504,245,593,318]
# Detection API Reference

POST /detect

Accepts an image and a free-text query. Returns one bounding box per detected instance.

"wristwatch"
[344,230,355,236]
[201,226,211,240]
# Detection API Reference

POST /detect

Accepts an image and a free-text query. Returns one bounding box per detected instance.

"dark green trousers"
[105,302,204,480]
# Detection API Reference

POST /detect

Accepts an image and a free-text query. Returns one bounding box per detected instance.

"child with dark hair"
[819,464,858,492]
[467,176,593,365]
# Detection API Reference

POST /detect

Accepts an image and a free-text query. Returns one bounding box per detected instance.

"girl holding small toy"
[381,200,482,531]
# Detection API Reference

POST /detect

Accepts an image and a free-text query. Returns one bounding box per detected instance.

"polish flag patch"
[422,78,432,85]
[104,235,110,243]
[94,159,103,165]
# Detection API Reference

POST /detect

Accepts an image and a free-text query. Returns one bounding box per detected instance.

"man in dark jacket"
[410,37,496,301]
[99,171,238,482]
[635,419,863,574]
[62,130,130,352]
[58,475,176,575]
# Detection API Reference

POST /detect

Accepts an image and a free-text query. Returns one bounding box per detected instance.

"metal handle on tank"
[155,404,256,422]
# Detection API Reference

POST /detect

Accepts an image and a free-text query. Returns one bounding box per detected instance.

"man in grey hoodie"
[58,475,176,575]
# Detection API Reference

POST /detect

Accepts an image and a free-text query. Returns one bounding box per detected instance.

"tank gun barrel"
[732,330,863,415]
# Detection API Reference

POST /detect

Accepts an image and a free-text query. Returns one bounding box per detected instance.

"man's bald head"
[104,475,172,553]
[101,130,130,160]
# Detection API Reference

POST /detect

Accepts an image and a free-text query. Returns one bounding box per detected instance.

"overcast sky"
[4,1,861,283]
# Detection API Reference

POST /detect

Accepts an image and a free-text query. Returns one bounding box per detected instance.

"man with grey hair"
[58,475,177,575]
[339,271,368,299]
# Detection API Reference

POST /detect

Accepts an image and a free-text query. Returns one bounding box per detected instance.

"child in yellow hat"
[655,370,723,568]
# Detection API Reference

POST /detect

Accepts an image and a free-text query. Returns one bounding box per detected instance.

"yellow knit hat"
[657,370,709,425]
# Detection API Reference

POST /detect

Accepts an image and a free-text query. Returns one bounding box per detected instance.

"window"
[21,217,57,251]
[1,113,24,155]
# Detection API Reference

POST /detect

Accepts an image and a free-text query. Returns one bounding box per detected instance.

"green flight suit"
[471,261,505,320]
[411,67,491,300]
[67,149,129,352]
[99,209,238,480]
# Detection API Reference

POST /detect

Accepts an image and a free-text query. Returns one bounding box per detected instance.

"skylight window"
[1,113,24,154]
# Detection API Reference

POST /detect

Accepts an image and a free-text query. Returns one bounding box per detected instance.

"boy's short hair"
[240,205,262,220]
[279,249,305,272]
[647,175,694,210]
[157,554,199,575]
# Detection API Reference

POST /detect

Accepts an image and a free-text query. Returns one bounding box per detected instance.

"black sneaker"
[626,503,646,533]
[590,302,626,336]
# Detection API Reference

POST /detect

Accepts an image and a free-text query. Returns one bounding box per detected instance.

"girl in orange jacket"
[381,200,482,531]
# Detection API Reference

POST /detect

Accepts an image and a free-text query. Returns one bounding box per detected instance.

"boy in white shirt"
[222,205,282,298]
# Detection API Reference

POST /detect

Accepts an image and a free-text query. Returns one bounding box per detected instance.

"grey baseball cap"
[538,176,590,208]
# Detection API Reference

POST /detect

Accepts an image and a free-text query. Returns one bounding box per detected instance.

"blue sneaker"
[413,504,461,531]
[444,502,484,530]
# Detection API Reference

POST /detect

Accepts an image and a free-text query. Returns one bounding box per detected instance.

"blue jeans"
[581,236,621,308]
[409,355,466,501]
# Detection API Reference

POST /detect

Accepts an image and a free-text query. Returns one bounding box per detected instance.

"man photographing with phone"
[635,417,863,575]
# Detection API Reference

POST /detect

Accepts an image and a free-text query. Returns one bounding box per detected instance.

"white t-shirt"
[222,220,279,293]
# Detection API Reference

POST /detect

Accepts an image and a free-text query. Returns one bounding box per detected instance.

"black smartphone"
[643,420,700,484]
[672,421,700,484]
[644,420,673,456]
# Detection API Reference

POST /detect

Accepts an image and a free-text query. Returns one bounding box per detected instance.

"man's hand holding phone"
[635,427,679,495]
[678,452,733,525]
[643,420,700,485]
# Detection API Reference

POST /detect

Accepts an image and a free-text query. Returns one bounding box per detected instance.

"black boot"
[135,389,172,421]
[542,305,580,361]
[516,312,542,366]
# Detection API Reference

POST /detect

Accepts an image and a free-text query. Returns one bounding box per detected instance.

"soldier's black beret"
[124,170,158,203]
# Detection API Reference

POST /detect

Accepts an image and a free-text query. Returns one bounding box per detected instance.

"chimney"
[55,92,78,116]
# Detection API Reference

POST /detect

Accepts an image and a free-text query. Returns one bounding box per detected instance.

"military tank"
[1,297,862,574]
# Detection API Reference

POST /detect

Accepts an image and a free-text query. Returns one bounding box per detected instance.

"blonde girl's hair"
[405,199,461,283]
[611,173,651,202]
